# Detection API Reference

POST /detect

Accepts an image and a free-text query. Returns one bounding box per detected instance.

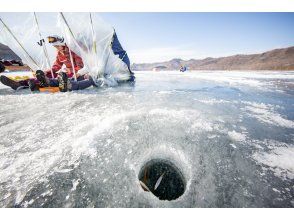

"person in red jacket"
[34,35,95,92]
[45,35,83,78]
[0,35,95,91]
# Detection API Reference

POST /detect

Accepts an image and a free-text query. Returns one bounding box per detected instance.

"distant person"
[180,65,187,72]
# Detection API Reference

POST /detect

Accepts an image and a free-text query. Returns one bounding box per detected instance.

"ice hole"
[138,159,186,201]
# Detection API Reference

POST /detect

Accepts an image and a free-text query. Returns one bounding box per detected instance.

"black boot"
[0,62,5,73]
[0,75,22,90]
[35,70,49,87]
[28,79,39,91]
[58,72,71,92]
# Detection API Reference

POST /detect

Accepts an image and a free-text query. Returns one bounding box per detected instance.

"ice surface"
[0,70,293,207]
[243,102,294,128]
[253,146,294,180]
[228,131,246,142]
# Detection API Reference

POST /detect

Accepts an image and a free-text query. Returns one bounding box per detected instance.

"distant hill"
[0,43,20,60]
[132,46,294,71]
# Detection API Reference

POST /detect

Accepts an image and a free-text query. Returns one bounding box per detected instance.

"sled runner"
[39,87,60,93]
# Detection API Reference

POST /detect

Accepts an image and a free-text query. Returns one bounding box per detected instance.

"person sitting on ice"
[0,65,53,91]
[0,35,96,92]
[75,30,135,86]
[0,36,66,91]
[32,35,97,92]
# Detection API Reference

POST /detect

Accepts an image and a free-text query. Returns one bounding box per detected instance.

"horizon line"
[132,45,294,65]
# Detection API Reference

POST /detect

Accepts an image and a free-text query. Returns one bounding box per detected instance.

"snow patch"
[244,102,294,128]
[228,131,246,142]
[253,146,294,180]
[230,143,237,149]
[195,98,231,105]
[71,179,80,191]
[191,121,214,132]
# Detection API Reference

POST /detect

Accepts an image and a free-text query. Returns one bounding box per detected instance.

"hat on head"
[47,35,65,46]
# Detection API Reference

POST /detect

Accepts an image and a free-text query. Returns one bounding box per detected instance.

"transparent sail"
[0,13,61,73]
[58,12,130,86]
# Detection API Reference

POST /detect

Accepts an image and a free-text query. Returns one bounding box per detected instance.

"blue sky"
[100,13,294,63]
[1,12,294,63]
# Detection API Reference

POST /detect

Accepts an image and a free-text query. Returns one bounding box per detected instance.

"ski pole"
[89,13,97,56]
[89,12,102,78]
[68,48,77,81]
[59,12,78,81]
[33,12,55,79]
[90,13,113,79]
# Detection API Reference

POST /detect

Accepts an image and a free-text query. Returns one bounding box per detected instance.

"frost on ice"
[0,71,293,207]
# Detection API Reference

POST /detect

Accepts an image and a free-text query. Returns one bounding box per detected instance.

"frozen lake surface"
[0,71,293,207]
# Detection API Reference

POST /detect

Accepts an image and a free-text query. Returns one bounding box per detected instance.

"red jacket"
[46,46,84,78]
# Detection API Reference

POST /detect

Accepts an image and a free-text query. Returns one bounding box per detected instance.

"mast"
[33,12,54,78]
[59,12,78,81]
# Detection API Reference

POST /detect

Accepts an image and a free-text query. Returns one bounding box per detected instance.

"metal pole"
[0,17,39,68]
[59,12,77,81]
[89,13,97,56]
[68,48,77,81]
[89,12,101,78]
[33,12,55,79]
[90,13,114,80]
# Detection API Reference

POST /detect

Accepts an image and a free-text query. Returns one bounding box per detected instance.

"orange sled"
[39,87,60,93]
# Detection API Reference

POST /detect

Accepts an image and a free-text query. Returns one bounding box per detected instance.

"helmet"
[47,35,65,46]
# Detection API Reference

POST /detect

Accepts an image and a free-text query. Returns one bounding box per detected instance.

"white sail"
[0,13,60,72]
[58,12,130,85]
